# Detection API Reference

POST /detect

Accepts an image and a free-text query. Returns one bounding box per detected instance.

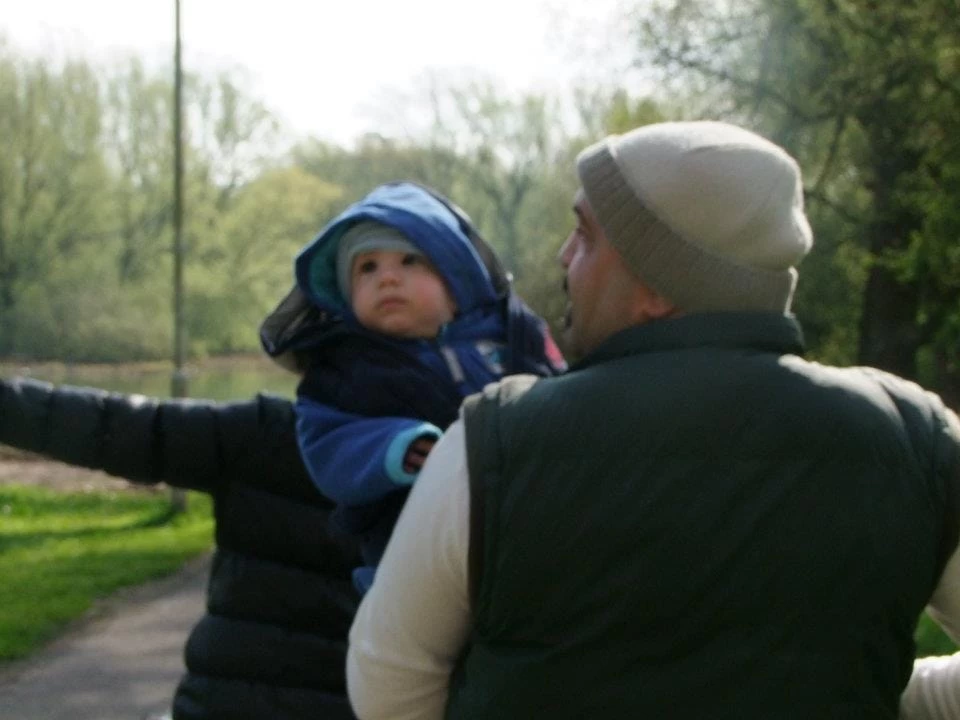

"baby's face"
[350,249,457,339]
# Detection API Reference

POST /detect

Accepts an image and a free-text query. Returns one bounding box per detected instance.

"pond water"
[0,355,298,401]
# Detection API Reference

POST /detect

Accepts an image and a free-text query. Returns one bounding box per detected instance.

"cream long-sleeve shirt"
[347,419,960,720]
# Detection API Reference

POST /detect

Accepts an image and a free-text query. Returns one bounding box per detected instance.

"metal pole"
[170,0,188,513]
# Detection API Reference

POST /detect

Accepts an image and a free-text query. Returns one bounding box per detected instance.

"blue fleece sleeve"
[385,423,443,486]
[294,396,442,506]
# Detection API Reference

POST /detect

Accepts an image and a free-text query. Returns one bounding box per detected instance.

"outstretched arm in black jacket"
[0,376,361,720]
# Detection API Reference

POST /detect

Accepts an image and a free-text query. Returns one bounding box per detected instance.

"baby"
[283,182,565,593]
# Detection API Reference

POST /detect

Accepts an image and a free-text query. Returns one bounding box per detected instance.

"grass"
[0,481,953,666]
[0,484,213,663]
[916,612,958,657]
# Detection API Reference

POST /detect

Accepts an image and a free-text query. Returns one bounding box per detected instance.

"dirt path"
[0,552,209,720]
[0,456,150,492]
[0,458,207,720]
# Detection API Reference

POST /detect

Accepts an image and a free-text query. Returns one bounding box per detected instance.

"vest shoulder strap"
[462,375,540,606]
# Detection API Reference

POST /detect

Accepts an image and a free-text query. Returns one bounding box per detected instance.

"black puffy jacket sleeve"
[0,376,324,501]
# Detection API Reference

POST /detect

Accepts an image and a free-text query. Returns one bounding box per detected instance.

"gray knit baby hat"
[576,121,813,313]
[336,221,421,302]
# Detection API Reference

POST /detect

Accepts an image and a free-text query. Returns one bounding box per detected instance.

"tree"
[0,42,113,356]
[103,58,174,283]
[188,69,283,212]
[291,133,465,208]
[362,73,573,278]
[0,41,301,361]
[630,0,960,400]
[187,166,344,354]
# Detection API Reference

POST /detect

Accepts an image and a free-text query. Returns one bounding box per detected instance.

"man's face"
[350,249,456,339]
[558,191,658,357]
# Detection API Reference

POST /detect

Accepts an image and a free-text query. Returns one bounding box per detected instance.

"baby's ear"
[445,291,459,317]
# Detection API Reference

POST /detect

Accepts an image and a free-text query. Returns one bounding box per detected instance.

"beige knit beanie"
[576,121,813,313]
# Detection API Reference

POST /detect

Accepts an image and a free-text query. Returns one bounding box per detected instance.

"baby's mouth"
[378,297,405,310]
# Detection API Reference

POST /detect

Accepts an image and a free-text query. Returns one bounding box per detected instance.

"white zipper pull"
[440,345,465,384]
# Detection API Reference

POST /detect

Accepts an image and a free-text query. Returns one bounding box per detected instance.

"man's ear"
[646,290,678,320]
[633,282,678,323]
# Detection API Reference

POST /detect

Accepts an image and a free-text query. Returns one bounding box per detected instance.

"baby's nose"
[378,266,401,283]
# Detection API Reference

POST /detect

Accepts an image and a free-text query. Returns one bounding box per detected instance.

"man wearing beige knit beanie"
[348,121,960,720]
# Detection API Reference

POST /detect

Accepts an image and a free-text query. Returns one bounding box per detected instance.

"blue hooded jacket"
[290,182,565,593]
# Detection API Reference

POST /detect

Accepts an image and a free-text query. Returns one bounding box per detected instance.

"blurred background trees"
[0,39,597,363]
[630,0,960,403]
[1,3,956,657]
[1,0,958,404]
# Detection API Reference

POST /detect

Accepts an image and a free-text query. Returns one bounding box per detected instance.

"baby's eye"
[358,259,378,274]
[401,253,422,266]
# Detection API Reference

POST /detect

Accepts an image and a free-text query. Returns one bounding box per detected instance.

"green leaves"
[0,47,301,362]
[0,44,660,365]
[629,0,960,399]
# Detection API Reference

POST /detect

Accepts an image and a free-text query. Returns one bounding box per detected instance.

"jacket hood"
[295,183,500,322]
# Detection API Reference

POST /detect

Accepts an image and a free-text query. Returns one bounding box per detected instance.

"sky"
[1,0,631,146]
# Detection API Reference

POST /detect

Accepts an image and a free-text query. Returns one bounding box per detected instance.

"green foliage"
[0,485,212,662]
[597,90,668,136]
[6,9,956,386]
[0,43,115,355]
[0,42,305,361]
[508,161,579,349]
[420,78,567,275]
[0,41,662,365]
[304,73,597,339]
[793,202,871,366]
[916,611,959,658]
[186,167,344,356]
[630,0,960,394]
[291,134,464,207]
[6,241,175,361]
[103,57,174,283]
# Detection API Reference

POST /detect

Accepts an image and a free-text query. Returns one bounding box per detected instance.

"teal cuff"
[385,423,443,486]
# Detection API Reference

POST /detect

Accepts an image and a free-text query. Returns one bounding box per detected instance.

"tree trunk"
[857,260,920,379]
[856,137,924,380]
[934,352,960,411]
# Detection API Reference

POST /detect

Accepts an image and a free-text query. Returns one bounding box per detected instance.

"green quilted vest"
[448,313,959,720]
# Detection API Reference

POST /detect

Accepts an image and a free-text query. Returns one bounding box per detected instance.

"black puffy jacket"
[0,377,361,720]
